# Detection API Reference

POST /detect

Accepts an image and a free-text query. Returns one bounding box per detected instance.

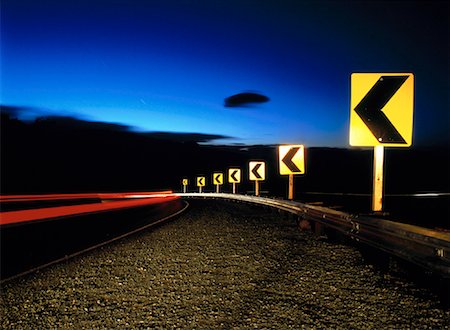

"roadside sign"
[213,172,224,193]
[278,145,305,175]
[350,73,414,147]
[182,178,188,193]
[249,161,265,181]
[228,168,241,183]
[213,173,224,185]
[249,161,265,197]
[278,145,305,200]
[350,72,414,212]
[196,177,205,187]
[228,168,241,194]
[197,176,205,193]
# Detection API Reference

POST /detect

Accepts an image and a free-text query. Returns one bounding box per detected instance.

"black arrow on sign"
[354,75,408,144]
[199,178,204,185]
[214,174,222,184]
[251,163,263,179]
[282,147,301,173]
[230,170,239,182]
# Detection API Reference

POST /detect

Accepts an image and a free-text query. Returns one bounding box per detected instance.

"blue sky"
[1,0,449,146]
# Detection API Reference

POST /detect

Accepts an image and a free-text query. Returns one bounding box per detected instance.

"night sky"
[1,0,449,147]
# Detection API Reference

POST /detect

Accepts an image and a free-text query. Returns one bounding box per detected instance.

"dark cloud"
[224,92,270,107]
[1,104,129,132]
[143,132,232,143]
[0,104,26,117]
[1,104,233,144]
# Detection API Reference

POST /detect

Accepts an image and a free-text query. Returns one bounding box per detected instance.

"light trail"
[0,192,179,226]
[0,191,173,202]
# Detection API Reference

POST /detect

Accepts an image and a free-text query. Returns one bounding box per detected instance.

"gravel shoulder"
[1,199,449,329]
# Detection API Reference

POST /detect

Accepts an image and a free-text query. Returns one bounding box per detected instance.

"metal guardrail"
[173,193,450,277]
[3,191,448,277]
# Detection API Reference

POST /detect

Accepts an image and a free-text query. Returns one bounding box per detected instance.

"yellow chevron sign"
[196,177,205,187]
[213,173,224,185]
[228,168,241,183]
[350,73,414,147]
[279,145,305,175]
[249,161,265,181]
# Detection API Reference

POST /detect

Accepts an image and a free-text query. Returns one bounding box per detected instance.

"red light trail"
[0,192,178,226]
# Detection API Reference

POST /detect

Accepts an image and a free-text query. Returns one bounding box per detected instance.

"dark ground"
[1,200,448,328]
[0,199,186,280]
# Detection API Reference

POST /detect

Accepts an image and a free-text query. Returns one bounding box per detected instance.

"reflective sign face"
[278,145,305,175]
[350,73,414,147]
[213,173,223,185]
[196,177,205,187]
[228,168,241,183]
[182,179,188,186]
[249,161,265,181]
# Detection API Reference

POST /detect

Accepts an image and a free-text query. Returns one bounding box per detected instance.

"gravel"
[1,199,449,329]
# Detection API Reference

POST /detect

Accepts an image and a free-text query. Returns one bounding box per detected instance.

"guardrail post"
[314,221,324,236]
[297,217,311,231]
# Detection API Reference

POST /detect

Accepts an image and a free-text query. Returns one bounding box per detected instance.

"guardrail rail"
[173,193,450,278]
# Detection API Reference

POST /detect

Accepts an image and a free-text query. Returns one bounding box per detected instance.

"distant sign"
[350,73,414,147]
[196,177,205,187]
[182,179,188,186]
[278,145,305,175]
[228,168,241,183]
[213,173,224,185]
[249,161,265,181]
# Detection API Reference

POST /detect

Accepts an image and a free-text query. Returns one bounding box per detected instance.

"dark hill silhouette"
[2,105,449,227]
[1,105,449,197]
[0,106,244,194]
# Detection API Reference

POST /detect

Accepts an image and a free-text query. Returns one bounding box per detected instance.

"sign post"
[196,176,205,193]
[350,73,414,212]
[213,173,223,193]
[288,174,294,200]
[278,145,305,200]
[372,146,384,211]
[228,168,241,194]
[249,161,265,196]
